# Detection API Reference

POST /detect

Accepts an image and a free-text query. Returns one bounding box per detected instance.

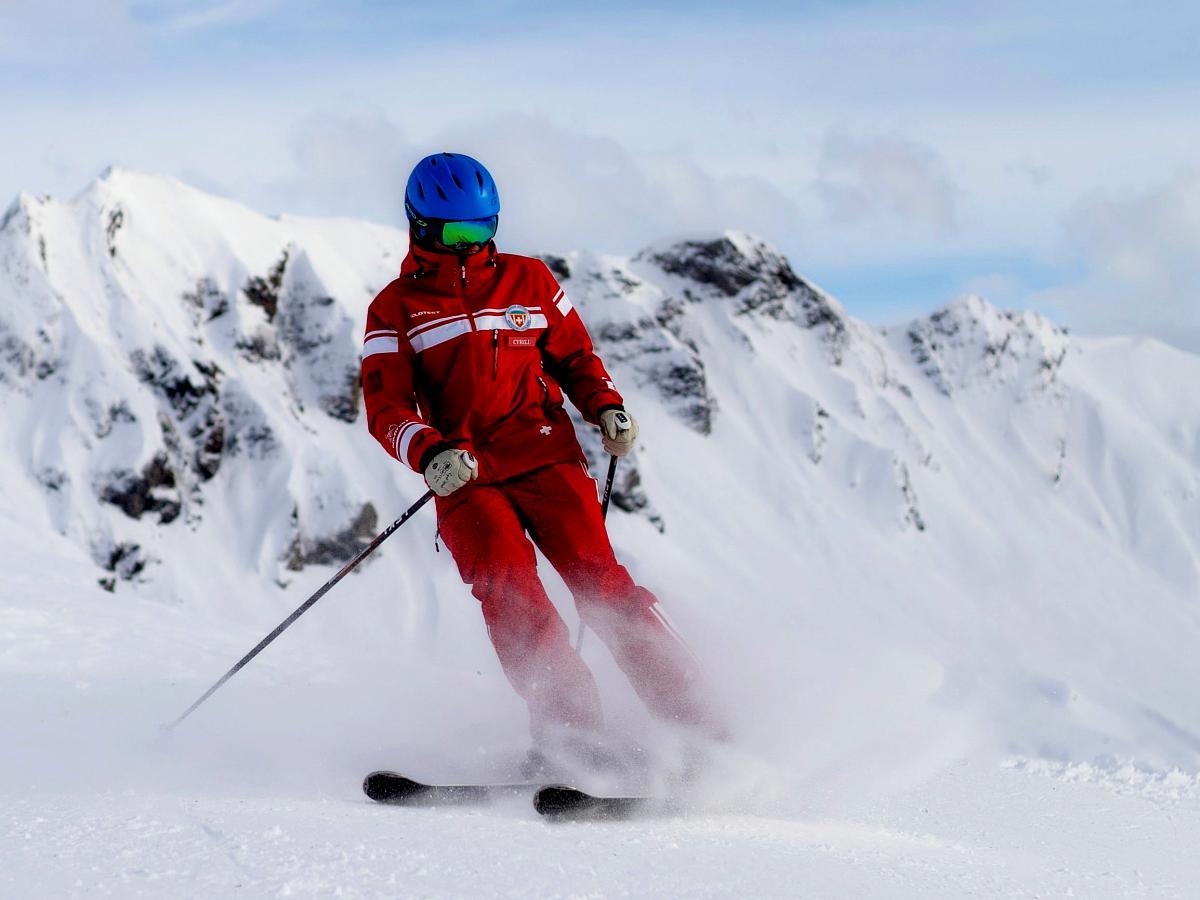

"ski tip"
[363,771,426,803]
[533,784,585,817]
[533,784,649,819]
[364,773,544,806]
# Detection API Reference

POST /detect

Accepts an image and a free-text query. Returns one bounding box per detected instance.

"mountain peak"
[905,293,1070,395]
[78,167,209,206]
[634,231,799,300]
[942,292,997,319]
[929,293,1065,350]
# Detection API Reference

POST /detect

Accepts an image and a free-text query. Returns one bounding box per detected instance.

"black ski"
[365,773,666,818]
[363,771,540,806]
[532,784,652,819]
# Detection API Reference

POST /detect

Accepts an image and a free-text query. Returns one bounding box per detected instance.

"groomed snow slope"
[2,170,1199,897]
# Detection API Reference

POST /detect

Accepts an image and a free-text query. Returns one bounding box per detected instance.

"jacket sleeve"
[361,290,446,473]
[536,267,624,425]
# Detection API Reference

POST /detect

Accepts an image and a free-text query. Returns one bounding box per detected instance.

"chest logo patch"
[504,304,532,331]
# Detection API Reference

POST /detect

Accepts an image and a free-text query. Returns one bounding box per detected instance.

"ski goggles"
[437,216,498,248]
[408,205,499,250]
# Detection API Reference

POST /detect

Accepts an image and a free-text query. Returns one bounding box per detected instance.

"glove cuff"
[418,441,454,472]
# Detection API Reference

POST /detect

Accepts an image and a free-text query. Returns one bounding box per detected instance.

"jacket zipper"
[458,258,493,382]
[460,260,478,333]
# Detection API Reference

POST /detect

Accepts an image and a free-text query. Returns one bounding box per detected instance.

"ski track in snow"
[3,482,1198,898]
[5,740,1200,898]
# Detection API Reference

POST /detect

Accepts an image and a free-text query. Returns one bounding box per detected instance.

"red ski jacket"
[361,242,624,485]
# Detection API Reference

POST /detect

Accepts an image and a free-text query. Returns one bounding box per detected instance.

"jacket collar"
[400,241,499,293]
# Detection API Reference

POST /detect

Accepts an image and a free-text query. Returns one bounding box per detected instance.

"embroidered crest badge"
[504,304,531,331]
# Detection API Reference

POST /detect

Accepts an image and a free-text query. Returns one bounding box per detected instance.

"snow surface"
[2,170,1200,897]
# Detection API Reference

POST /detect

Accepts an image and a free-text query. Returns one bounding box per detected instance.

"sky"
[3,0,1199,347]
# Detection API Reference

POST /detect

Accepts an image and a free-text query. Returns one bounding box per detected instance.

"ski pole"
[600,453,618,520]
[166,489,435,731]
[576,454,619,652]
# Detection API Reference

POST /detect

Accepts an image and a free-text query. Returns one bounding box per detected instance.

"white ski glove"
[599,408,638,457]
[424,447,479,497]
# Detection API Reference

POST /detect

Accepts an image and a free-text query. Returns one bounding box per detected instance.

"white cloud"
[270,112,414,224]
[814,132,959,235]
[1035,169,1200,352]
[436,115,804,256]
[1004,158,1054,187]
[257,111,803,258]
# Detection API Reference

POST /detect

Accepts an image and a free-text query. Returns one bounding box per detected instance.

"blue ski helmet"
[404,152,500,222]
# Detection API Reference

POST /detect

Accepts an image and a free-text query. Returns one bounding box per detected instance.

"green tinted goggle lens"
[440,217,498,247]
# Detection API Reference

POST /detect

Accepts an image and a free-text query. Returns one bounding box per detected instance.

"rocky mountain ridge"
[0,170,1196,609]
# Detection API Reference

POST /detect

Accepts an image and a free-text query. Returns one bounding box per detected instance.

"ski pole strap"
[167,489,435,731]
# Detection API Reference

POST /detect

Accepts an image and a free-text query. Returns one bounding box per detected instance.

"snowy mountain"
[4,170,1200,896]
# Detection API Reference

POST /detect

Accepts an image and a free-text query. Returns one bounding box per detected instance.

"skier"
[361,153,721,764]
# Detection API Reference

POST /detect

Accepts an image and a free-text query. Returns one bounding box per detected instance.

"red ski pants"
[435,461,716,740]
